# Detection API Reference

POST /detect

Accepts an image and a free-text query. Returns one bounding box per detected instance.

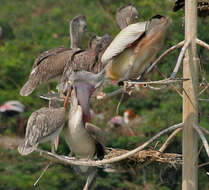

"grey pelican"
[20,15,87,96]
[101,15,170,83]
[18,104,66,155]
[65,88,105,190]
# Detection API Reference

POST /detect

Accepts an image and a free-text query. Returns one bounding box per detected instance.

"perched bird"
[108,109,137,136]
[65,88,105,190]
[173,0,209,17]
[20,15,87,96]
[0,100,24,117]
[18,104,66,155]
[102,15,170,83]
[57,34,112,95]
[116,3,139,30]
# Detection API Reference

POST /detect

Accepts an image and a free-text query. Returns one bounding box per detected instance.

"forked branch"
[36,123,184,167]
[145,41,184,74]
[170,40,190,79]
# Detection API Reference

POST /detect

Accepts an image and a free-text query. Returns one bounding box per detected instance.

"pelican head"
[70,15,87,49]
[116,3,139,30]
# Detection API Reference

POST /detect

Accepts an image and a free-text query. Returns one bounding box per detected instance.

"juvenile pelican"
[65,88,105,190]
[20,15,87,96]
[116,3,139,30]
[18,104,66,155]
[102,15,171,83]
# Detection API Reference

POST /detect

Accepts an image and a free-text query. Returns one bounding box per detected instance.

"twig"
[196,38,209,51]
[159,128,183,153]
[145,41,184,74]
[96,89,123,100]
[34,162,51,186]
[199,84,209,96]
[36,123,184,167]
[200,127,209,136]
[156,67,183,97]
[126,78,188,85]
[116,90,124,115]
[170,40,190,79]
[198,161,209,168]
[199,98,209,102]
[193,124,209,157]
[145,84,168,91]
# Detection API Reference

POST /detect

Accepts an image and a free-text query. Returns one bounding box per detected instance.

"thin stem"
[170,40,190,79]
[156,67,183,97]
[196,38,209,51]
[36,123,184,167]
[159,128,183,153]
[145,41,184,74]
[193,124,209,157]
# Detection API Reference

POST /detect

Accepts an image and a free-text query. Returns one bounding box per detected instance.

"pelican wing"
[33,46,70,68]
[85,123,106,149]
[101,22,147,64]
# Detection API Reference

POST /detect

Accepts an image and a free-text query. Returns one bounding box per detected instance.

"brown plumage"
[102,15,170,82]
[20,15,87,96]
[18,107,65,155]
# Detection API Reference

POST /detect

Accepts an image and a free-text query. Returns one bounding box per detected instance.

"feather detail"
[101,22,147,64]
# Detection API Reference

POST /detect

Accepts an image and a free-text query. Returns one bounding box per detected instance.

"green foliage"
[0,0,209,190]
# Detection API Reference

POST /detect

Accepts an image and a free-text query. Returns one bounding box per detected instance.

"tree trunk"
[182,0,199,190]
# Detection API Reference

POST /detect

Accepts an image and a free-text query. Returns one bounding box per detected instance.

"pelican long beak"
[74,82,94,123]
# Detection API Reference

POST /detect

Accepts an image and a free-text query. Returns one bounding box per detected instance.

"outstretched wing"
[101,22,147,64]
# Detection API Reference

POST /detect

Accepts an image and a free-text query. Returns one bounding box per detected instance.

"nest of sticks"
[104,148,182,172]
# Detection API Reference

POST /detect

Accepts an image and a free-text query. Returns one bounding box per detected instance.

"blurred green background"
[0,0,208,189]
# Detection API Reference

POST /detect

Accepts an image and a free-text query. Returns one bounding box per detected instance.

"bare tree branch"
[145,84,168,91]
[170,40,190,79]
[199,83,209,96]
[200,127,209,136]
[159,128,183,153]
[193,124,209,157]
[125,78,188,86]
[145,41,184,74]
[36,123,184,167]
[156,67,183,97]
[196,38,209,51]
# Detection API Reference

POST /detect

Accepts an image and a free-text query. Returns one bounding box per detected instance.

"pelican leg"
[51,140,55,154]
[83,168,97,190]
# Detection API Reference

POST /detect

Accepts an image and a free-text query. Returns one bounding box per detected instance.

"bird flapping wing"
[101,21,147,64]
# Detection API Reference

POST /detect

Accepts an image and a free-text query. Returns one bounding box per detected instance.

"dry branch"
[200,127,209,136]
[36,123,183,167]
[125,78,188,86]
[196,38,209,51]
[199,83,209,96]
[159,128,183,153]
[170,40,190,79]
[156,68,183,97]
[145,41,184,74]
[193,124,209,157]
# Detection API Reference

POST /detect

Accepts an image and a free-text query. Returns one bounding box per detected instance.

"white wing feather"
[101,22,147,64]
